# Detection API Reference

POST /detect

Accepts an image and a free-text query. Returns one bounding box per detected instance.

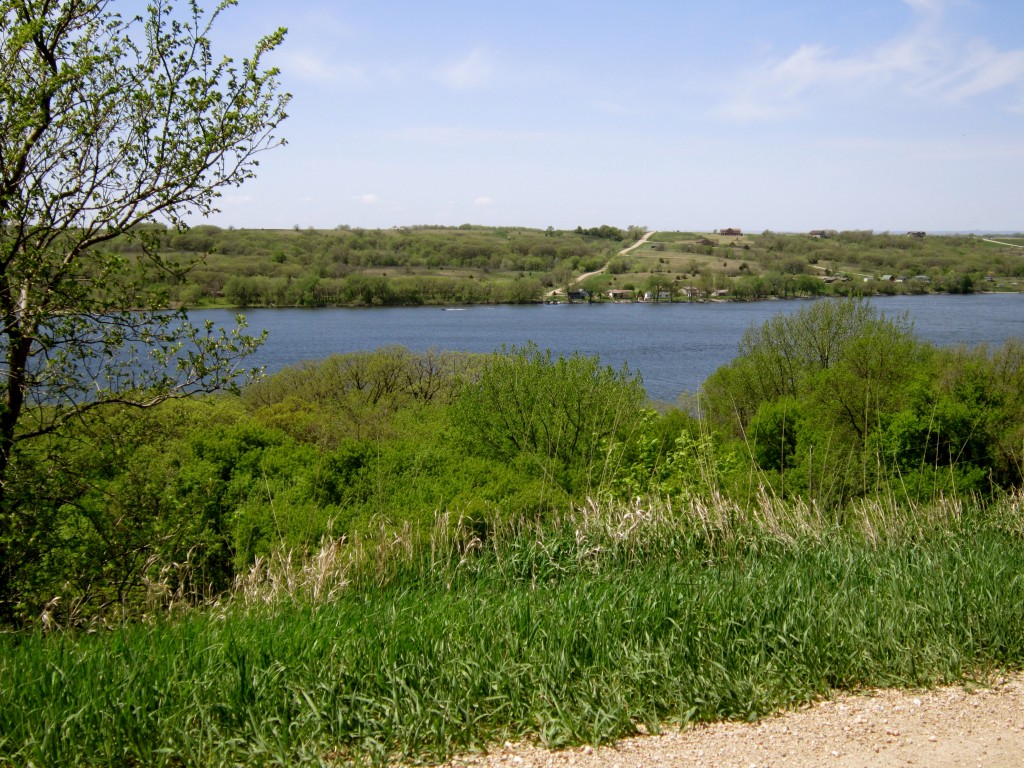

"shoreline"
[178,289,1024,312]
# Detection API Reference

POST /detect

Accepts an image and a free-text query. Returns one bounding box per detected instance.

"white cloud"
[436,49,493,90]
[277,51,369,86]
[932,44,1024,101]
[474,197,495,207]
[715,0,1024,121]
[360,194,379,204]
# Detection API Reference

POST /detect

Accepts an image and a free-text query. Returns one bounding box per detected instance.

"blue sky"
[198,0,1024,232]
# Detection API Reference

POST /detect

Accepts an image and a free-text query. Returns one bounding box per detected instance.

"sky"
[191,0,1024,233]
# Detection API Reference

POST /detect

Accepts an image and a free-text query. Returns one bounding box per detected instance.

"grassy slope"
[3,496,1023,766]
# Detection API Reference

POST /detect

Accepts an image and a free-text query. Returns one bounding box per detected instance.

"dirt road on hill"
[546,231,657,298]
[442,673,1024,768]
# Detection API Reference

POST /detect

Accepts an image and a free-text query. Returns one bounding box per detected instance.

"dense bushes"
[2,304,1022,626]
[702,299,1024,504]
[0,346,642,624]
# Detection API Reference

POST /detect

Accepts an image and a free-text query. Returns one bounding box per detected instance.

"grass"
[2,492,1024,766]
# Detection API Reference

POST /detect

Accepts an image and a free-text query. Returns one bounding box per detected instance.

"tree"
[0,0,289,617]
[701,298,921,434]
[626,224,647,242]
[450,343,646,494]
[645,274,672,302]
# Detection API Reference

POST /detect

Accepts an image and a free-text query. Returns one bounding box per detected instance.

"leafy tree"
[626,225,647,242]
[702,298,936,505]
[243,347,477,443]
[450,343,646,495]
[702,298,919,432]
[645,274,673,302]
[5,397,246,625]
[0,0,289,620]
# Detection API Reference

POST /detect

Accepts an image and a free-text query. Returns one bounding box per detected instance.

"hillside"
[110,225,1024,307]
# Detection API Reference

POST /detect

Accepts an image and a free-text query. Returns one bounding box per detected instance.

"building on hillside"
[720,228,742,237]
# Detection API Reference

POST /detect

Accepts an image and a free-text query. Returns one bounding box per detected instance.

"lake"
[194,294,1024,403]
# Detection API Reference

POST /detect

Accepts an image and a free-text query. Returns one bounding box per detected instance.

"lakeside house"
[643,290,673,302]
[606,289,633,301]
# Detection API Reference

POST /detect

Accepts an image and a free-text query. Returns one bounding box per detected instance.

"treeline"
[220,273,545,306]
[3,300,1022,628]
[702,300,1024,506]
[109,224,626,307]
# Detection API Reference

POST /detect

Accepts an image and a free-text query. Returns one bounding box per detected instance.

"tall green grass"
[2,492,1023,766]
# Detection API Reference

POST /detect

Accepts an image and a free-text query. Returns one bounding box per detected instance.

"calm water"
[196,294,1024,403]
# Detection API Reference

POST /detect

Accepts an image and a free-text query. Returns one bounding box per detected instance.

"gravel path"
[442,673,1024,768]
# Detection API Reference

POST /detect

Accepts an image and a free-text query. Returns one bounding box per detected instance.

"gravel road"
[442,673,1024,768]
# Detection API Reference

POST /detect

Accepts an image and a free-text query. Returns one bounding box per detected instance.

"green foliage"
[4,323,1023,627]
[1,399,245,625]
[242,347,477,443]
[131,225,627,307]
[749,397,803,472]
[574,224,627,240]
[451,343,647,495]
[703,297,924,431]
[603,409,738,501]
[704,299,1023,506]
[0,0,287,621]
